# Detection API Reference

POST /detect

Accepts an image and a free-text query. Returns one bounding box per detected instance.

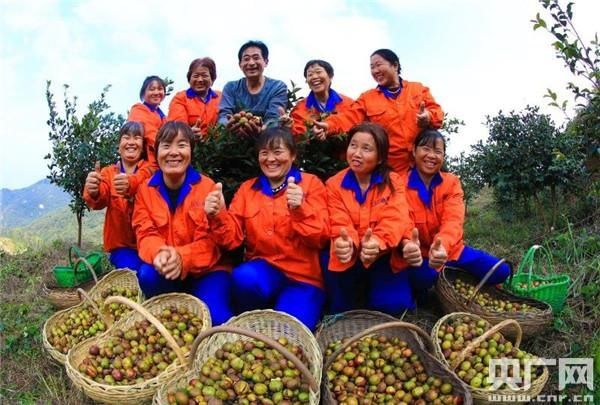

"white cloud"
[1,0,599,188]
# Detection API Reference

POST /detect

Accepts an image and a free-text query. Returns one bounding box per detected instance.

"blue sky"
[1,0,598,190]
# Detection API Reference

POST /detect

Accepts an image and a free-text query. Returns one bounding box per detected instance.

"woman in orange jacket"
[399,129,511,292]
[312,49,444,173]
[128,75,167,164]
[132,122,233,325]
[324,123,418,314]
[167,57,221,139]
[83,122,153,271]
[289,59,353,138]
[204,127,329,330]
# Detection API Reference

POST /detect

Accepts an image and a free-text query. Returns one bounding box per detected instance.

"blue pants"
[232,259,325,331]
[109,247,143,271]
[406,245,511,291]
[137,264,233,326]
[323,254,415,315]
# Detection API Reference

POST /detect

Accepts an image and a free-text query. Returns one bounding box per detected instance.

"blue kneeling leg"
[187,270,234,326]
[109,247,143,271]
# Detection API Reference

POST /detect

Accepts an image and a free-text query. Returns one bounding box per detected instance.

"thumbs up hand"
[191,118,203,140]
[311,120,329,141]
[85,161,102,198]
[402,228,423,267]
[429,237,448,270]
[416,101,431,128]
[278,106,293,128]
[360,228,380,266]
[204,182,225,218]
[113,161,130,197]
[334,227,354,263]
[286,177,303,210]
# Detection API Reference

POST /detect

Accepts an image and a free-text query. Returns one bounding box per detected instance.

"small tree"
[473,105,585,226]
[45,81,124,246]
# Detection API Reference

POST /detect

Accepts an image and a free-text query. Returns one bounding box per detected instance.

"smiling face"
[239,46,267,80]
[347,131,379,178]
[143,80,166,107]
[370,54,399,88]
[189,65,213,97]
[118,132,144,165]
[157,131,191,184]
[305,63,332,97]
[414,137,445,177]
[258,140,295,187]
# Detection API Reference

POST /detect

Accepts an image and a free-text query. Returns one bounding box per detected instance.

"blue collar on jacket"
[186,88,217,103]
[252,165,303,197]
[407,168,443,207]
[341,169,383,204]
[117,159,140,174]
[148,166,201,210]
[305,88,343,113]
[143,102,165,119]
[377,77,404,99]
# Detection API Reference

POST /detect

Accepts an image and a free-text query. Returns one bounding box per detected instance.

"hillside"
[2,206,105,249]
[0,179,70,231]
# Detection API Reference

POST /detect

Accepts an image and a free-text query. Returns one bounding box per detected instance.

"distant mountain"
[0,179,70,231]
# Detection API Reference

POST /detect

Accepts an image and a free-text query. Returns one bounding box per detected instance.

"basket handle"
[519,245,553,288]
[72,257,99,284]
[68,245,84,268]
[76,287,112,328]
[323,321,435,373]
[104,296,187,368]
[189,325,319,392]
[465,258,507,306]
[450,319,523,371]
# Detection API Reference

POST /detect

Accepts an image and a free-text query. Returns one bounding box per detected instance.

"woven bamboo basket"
[431,312,549,404]
[153,309,323,405]
[316,310,472,405]
[65,293,211,404]
[436,260,552,338]
[42,257,101,309]
[42,269,143,365]
[43,287,113,365]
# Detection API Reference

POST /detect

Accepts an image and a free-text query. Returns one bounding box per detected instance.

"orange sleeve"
[132,187,167,265]
[127,103,148,123]
[83,166,112,210]
[166,92,189,124]
[126,161,156,197]
[288,175,329,249]
[326,176,359,271]
[290,100,310,136]
[435,175,465,255]
[371,175,414,251]
[326,95,368,135]
[174,212,221,279]
[421,85,444,129]
[207,183,247,251]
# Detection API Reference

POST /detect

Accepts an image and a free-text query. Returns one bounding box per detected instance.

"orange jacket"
[127,102,166,164]
[166,89,221,137]
[325,81,444,173]
[326,168,413,272]
[290,91,354,137]
[209,168,329,288]
[393,169,465,271]
[132,167,221,279]
[83,160,153,252]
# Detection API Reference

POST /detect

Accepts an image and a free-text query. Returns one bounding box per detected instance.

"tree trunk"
[76,211,83,247]
[551,185,558,228]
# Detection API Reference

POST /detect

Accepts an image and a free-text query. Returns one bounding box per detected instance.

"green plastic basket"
[53,246,108,288]
[504,245,570,312]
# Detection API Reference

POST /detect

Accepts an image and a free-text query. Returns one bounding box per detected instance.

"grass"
[0,189,598,404]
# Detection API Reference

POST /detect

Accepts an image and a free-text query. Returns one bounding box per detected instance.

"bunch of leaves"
[446,151,485,212]
[45,81,124,246]
[472,105,586,224]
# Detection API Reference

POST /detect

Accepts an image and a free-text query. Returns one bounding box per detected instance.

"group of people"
[83,40,510,331]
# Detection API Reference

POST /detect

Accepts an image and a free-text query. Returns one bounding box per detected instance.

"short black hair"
[120,121,147,161]
[155,122,195,158]
[414,129,446,153]
[371,49,401,75]
[238,40,269,62]
[303,60,334,78]
[139,75,167,101]
[255,127,297,157]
